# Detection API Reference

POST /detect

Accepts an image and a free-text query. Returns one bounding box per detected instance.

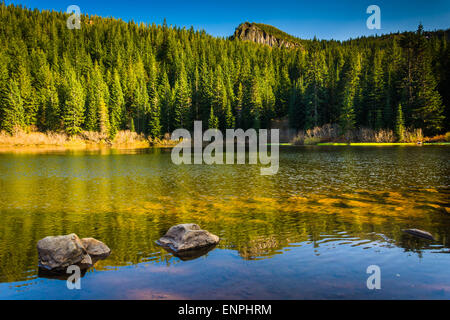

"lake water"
[0,146,449,299]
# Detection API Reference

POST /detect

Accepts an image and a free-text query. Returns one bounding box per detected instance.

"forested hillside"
[0,3,448,139]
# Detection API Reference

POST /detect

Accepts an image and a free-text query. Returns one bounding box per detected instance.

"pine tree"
[199,58,212,125]
[304,48,327,127]
[395,103,405,142]
[211,66,228,130]
[173,65,191,129]
[62,69,85,135]
[235,82,243,127]
[338,54,362,132]
[248,72,263,130]
[0,80,24,133]
[16,62,37,128]
[400,24,445,134]
[225,101,235,129]
[288,77,306,129]
[109,69,125,137]
[158,70,172,133]
[276,66,291,117]
[147,60,161,138]
[366,50,385,129]
[208,106,219,129]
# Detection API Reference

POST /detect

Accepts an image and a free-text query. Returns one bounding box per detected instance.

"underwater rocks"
[37,233,110,270]
[402,229,435,241]
[157,223,220,253]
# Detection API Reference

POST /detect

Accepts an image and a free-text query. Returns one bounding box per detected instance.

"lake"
[0,146,449,299]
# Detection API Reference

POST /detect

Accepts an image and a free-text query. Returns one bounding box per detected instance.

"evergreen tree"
[62,68,85,135]
[365,50,385,129]
[211,66,228,130]
[338,54,362,132]
[304,48,327,127]
[147,57,161,138]
[0,80,24,133]
[173,65,191,129]
[0,5,447,139]
[208,106,219,129]
[109,69,125,137]
[395,103,405,142]
[235,82,243,127]
[158,70,173,133]
[288,77,306,130]
[16,62,37,128]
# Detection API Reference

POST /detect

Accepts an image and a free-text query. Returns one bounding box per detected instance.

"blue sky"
[6,0,450,40]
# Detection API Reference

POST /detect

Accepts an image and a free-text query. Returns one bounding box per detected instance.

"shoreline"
[0,130,179,153]
[1,142,449,153]
[0,142,178,153]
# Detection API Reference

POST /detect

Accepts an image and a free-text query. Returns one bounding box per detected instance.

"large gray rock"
[157,224,220,252]
[81,238,111,258]
[402,229,435,241]
[37,233,92,270]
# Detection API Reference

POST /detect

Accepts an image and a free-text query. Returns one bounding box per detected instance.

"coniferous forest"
[0,3,449,140]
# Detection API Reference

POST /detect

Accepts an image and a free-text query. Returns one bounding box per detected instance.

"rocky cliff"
[231,22,301,49]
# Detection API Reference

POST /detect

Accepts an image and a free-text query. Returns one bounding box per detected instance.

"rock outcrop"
[37,234,110,270]
[157,223,220,252]
[231,22,301,49]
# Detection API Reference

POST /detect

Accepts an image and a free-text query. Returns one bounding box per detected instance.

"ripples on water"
[0,146,449,299]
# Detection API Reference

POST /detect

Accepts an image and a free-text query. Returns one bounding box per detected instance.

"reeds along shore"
[291,124,450,145]
[1,126,449,149]
[0,128,177,148]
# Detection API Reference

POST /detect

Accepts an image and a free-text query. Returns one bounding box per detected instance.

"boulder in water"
[81,238,111,258]
[37,233,92,270]
[157,224,220,252]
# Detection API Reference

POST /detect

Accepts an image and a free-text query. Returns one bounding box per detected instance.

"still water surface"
[0,146,449,299]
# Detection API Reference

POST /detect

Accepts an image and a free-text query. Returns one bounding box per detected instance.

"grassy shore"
[316,142,450,146]
[0,129,178,151]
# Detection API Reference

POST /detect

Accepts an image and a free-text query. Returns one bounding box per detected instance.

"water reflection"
[0,146,449,298]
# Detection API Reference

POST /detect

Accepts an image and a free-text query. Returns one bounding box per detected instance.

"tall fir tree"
[109,69,125,137]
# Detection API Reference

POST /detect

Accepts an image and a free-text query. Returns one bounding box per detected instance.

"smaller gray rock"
[157,224,220,252]
[81,238,111,258]
[402,229,435,241]
[37,233,92,270]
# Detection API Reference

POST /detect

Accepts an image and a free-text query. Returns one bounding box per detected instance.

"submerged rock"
[81,238,111,258]
[157,223,220,252]
[38,266,89,280]
[161,243,217,261]
[402,229,435,241]
[37,233,92,270]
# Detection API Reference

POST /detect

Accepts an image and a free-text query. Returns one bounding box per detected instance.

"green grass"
[423,142,450,145]
[350,142,416,146]
[317,143,349,146]
[267,143,292,146]
[310,142,449,146]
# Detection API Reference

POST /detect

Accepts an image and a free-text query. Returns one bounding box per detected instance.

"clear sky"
[6,0,450,40]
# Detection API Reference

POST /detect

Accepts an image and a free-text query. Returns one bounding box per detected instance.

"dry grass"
[291,124,430,145]
[111,130,150,147]
[402,128,423,143]
[292,124,340,145]
[79,131,110,144]
[423,133,449,143]
[0,128,68,146]
[0,128,154,148]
